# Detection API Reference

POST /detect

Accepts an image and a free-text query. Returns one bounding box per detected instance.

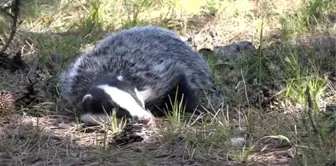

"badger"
[60,25,213,126]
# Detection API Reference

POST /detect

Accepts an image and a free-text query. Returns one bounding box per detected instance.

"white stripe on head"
[134,88,145,108]
[134,87,153,106]
[97,84,153,121]
[80,113,111,125]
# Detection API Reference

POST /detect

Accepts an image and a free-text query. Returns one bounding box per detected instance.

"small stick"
[305,85,324,141]
[0,0,21,55]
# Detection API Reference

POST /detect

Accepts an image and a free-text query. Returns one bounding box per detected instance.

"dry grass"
[0,0,336,165]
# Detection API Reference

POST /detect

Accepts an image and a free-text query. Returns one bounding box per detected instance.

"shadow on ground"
[0,115,237,166]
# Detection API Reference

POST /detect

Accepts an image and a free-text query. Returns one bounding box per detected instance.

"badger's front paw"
[132,110,155,127]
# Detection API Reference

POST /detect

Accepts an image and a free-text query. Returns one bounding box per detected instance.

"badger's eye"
[82,102,93,113]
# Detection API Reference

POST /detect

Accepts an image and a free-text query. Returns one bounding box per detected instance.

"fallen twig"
[0,0,21,55]
[305,85,325,142]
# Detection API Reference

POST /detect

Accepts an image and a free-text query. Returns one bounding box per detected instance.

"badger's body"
[60,26,213,125]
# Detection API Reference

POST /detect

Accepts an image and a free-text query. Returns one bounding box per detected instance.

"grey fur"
[60,25,213,114]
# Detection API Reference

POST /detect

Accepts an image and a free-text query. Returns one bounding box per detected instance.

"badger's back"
[60,26,212,107]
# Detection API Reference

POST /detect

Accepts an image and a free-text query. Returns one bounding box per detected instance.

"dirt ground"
[0,114,296,166]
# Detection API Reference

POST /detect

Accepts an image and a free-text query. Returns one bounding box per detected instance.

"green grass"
[0,0,336,165]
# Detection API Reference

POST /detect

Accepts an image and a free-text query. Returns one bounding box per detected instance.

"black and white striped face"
[80,76,154,125]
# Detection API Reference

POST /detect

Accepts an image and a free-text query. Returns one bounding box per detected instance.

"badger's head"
[80,76,154,126]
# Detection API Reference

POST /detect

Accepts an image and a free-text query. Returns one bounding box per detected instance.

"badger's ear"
[117,75,124,81]
[82,94,93,104]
